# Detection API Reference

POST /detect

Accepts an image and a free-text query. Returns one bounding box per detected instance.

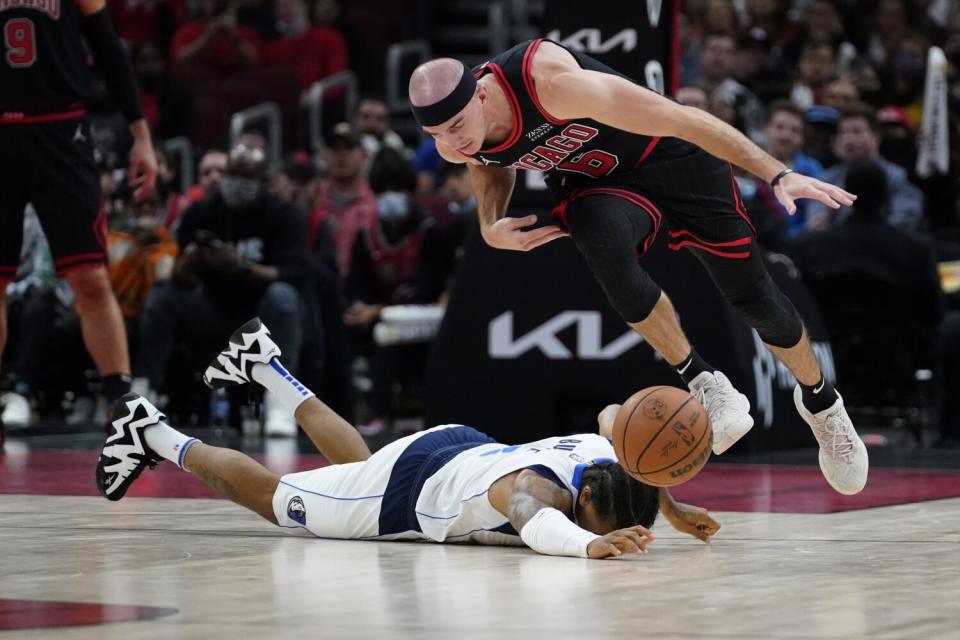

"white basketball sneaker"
[793,386,869,495]
[204,317,281,389]
[689,371,754,455]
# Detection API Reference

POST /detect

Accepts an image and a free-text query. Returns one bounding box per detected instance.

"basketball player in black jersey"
[0,0,157,444]
[408,39,868,495]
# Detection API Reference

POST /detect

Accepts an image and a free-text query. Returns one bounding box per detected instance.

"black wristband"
[770,168,795,187]
[82,9,144,123]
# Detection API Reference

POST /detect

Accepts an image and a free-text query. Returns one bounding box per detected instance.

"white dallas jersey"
[415,433,616,545]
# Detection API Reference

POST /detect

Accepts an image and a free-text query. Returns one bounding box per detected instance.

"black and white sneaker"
[96,393,165,501]
[203,317,281,389]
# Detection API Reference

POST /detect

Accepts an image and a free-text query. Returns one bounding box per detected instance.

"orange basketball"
[612,386,712,486]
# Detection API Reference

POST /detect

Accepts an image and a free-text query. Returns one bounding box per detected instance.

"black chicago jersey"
[469,38,756,258]
[468,38,692,182]
[0,0,90,114]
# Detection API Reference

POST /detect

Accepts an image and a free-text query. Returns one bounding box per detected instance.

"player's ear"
[578,484,592,508]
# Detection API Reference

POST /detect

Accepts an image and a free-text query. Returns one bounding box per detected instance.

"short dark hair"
[767,100,805,124]
[839,102,878,131]
[369,148,417,194]
[581,461,660,529]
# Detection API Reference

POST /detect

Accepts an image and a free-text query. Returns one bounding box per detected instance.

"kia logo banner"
[544,0,677,96]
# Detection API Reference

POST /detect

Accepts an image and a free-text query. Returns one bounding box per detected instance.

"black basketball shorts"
[552,144,756,260]
[0,114,105,284]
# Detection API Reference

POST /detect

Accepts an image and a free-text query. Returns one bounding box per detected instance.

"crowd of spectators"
[1,0,959,446]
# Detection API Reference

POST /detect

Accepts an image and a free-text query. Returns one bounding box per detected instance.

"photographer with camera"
[138,140,309,435]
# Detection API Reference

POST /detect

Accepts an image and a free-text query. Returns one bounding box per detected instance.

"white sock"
[144,422,201,470]
[251,358,315,415]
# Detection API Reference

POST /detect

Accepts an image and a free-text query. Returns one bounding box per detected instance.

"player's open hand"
[586,525,655,559]
[774,172,856,215]
[482,215,569,252]
[663,501,720,543]
[128,137,158,201]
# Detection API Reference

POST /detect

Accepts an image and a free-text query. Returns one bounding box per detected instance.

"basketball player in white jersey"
[96,319,719,558]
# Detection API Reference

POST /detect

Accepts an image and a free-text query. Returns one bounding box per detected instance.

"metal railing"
[302,70,358,152]
[385,39,431,114]
[162,136,195,194]
[229,102,282,169]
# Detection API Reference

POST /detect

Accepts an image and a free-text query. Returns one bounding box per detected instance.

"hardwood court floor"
[1,489,959,639]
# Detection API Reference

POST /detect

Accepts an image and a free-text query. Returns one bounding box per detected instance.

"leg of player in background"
[67,266,132,401]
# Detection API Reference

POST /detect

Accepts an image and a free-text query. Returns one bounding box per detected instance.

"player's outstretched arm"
[659,488,721,543]
[531,42,855,216]
[502,470,653,559]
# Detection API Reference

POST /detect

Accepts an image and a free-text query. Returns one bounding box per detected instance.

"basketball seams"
[617,386,663,472]
[638,412,711,475]
[631,395,695,471]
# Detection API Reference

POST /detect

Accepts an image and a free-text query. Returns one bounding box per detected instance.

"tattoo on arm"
[507,470,573,531]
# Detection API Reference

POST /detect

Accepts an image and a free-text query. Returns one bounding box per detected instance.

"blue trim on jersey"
[378,426,497,536]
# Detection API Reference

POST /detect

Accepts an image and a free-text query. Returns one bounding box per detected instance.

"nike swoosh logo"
[677,360,693,375]
[813,380,825,394]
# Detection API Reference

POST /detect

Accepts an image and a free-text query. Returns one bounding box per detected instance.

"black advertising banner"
[509,0,679,208]
[544,0,679,96]
[426,222,834,451]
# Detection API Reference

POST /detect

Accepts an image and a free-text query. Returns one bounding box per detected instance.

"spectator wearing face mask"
[343,149,431,325]
[138,140,309,435]
[261,0,349,91]
[343,148,439,435]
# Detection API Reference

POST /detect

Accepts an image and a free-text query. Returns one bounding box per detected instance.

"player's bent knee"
[65,266,112,301]
[724,273,803,348]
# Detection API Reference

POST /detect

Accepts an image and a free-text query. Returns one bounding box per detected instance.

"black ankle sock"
[800,376,838,413]
[101,374,132,402]
[674,349,713,385]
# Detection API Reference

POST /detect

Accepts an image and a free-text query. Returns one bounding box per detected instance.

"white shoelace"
[693,376,734,420]
[813,411,857,462]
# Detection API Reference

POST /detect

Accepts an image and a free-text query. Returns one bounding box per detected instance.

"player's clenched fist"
[481,215,570,252]
[586,525,655,559]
